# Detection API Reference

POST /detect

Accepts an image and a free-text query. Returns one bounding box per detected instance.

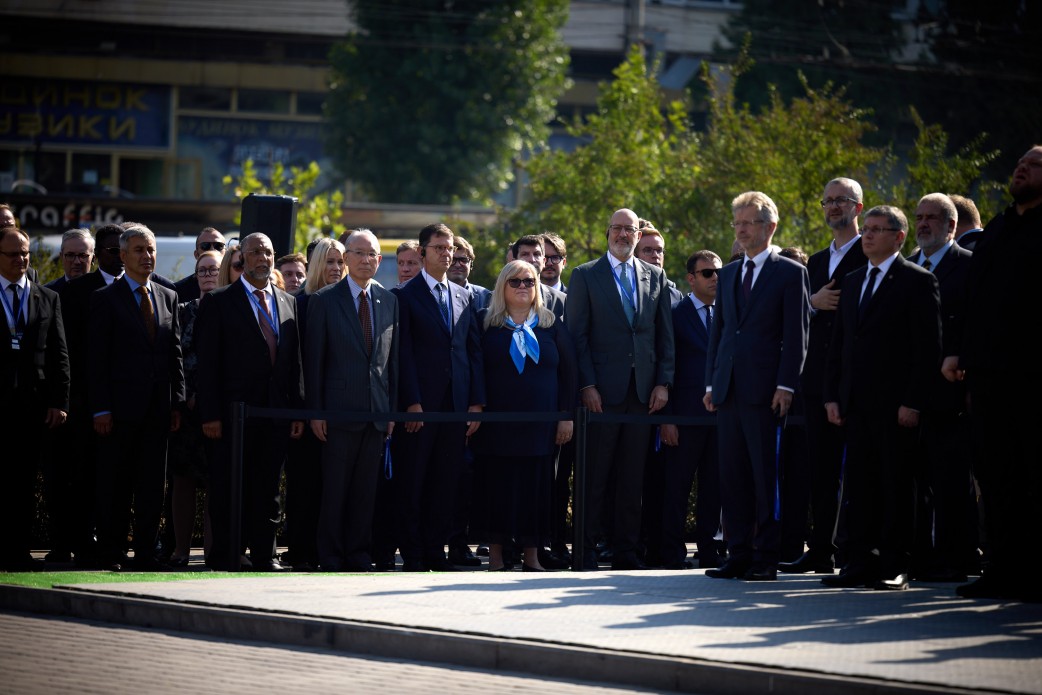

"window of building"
[296,92,325,116]
[238,89,291,114]
[180,86,232,111]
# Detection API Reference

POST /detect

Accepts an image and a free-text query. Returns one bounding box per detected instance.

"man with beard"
[196,232,305,571]
[943,145,1042,602]
[780,178,867,575]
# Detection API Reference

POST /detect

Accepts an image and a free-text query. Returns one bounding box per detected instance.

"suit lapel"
[334,282,365,349]
[594,256,631,325]
[635,261,652,317]
[114,278,149,339]
[449,282,468,332]
[234,281,267,346]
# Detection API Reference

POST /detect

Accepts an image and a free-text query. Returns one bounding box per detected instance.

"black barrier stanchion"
[571,406,588,572]
[228,401,246,572]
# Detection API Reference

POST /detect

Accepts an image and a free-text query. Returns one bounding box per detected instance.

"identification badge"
[10,337,19,351]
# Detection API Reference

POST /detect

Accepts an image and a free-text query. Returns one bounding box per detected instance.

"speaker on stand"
[239,194,298,257]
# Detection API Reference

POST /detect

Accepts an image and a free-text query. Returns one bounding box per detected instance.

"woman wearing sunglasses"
[470,260,577,572]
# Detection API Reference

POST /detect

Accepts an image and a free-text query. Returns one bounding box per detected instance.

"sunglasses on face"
[507,277,537,288]
[693,268,719,279]
[232,260,244,271]
[199,241,226,252]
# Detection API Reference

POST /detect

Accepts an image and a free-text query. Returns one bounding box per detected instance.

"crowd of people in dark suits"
[2,144,1039,603]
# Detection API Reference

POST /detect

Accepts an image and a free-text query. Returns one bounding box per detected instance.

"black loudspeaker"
[240,194,298,257]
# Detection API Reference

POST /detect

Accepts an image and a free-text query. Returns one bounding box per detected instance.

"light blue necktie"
[618,263,635,325]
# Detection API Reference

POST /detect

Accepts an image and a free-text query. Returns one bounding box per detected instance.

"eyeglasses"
[609,224,638,235]
[507,277,537,289]
[450,256,472,266]
[197,267,220,277]
[545,254,565,265]
[346,249,381,261]
[426,244,458,254]
[693,268,719,279]
[63,252,91,262]
[731,220,767,229]
[198,241,226,252]
[821,197,858,208]
[640,247,665,256]
[862,226,901,235]
[0,250,30,259]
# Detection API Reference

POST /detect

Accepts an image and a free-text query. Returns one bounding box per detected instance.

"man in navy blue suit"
[391,223,485,571]
[704,191,810,581]
[658,249,723,569]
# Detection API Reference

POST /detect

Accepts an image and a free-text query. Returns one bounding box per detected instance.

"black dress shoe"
[538,548,570,570]
[915,568,968,583]
[427,560,461,572]
[610,555,649,571]
[401,560,427,572]
[743,567,777,581]
[581,550,600,571]
[522,563,546,572]
[475,545,490,557]
[252,560,286,572]
[705,560,751,579]
[779,551,835,574]
[448,546,482,567]
[874,573,909,590]
[955,574,1017,600]
[664,560,694,570]
[821,569,876,588]
[45,549,73,564]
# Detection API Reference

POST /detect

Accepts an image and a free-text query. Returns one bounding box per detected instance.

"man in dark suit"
[448,236,491,311]
[57,223,125,567]
[943,145,1042,602]
[391,223,485,571]
[567,208,675,571]
[513,235,567,323]
[635,223,684,306]
[44,229,95,293]
[88,224,185,571]
[41,228,93,561]
[196,232,305,572]
[307,229,398,572]
[781,177,868,575]
[908,193,977,583]
[823,206,941,591]
[704,191,810,582]
[1,226,70,571]
[658,250,723,570]
[173,227,226,302]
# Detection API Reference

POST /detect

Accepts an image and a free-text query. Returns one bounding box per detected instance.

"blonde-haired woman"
[216,243,243,287]
[471,260,577,571]
[283,236,346,570]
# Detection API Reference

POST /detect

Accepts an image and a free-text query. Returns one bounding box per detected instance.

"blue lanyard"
[1,282,27,333]
[611,262,637,312]
[246,286,279,338]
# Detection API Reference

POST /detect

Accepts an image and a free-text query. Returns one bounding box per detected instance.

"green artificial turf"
[0,571,288,589]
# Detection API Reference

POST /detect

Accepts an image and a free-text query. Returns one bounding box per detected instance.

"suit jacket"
[566,255,675,406]
[667,296,712,417]
[801,238,867,401]
[393,274,485,413]
[196,280,304,423]
[666,280,685,308]
[707,252,810,406]
[44,275,68,292]
[910,244,972,413]
[824,255,941,416]
[174,273,201,303]
[305,279,399,432]
[88,277,185,420]
[541,284,567,324]
[1,280,70,412]
[59,271,107,418]
[463,282,492,312]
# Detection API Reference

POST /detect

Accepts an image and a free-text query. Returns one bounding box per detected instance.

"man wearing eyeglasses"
[635,223,684,307]
[541,233,568,292]
[174,227,227,303]
[447,236,491,311]
[780,178,868,576]
[1,226,70,571]
[390,223,485,572]
[703,191,810,582]
[44,229,95,293]
[823,205,940,591]
[566,208,675,571]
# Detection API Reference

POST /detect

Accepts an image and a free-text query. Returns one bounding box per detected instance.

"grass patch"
[0,571,287,590]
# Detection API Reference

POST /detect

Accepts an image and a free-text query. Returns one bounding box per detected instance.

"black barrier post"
[571,406,588,572]
[228,401,246,572]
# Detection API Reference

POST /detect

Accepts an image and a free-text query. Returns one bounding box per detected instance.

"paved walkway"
[3,560,1040,694]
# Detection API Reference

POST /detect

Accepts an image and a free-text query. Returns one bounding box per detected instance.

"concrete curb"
[0,584,991,695]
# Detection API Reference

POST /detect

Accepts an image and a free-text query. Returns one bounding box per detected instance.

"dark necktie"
[359,288,373,356]
[922,259,932,271]
[436,282,451,330]
[138,286,156,343]
[10,284,26,333]
[742,260,755,299]
[618,262,635,325]
[858,267,881,319]
[704,304,713,332]
[254,289,277,365]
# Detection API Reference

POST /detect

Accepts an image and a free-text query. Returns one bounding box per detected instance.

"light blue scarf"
[505,312,540,374]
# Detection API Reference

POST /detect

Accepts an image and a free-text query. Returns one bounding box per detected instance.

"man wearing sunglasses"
[174,227,227,303]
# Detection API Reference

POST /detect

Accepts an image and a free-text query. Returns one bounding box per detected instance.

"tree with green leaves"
[223,159,345,253]
[325,0,570,205]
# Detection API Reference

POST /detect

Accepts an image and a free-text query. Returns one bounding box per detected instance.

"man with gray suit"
[566,208,675,571]
[704,191,810,582]
[308,229,398,573]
